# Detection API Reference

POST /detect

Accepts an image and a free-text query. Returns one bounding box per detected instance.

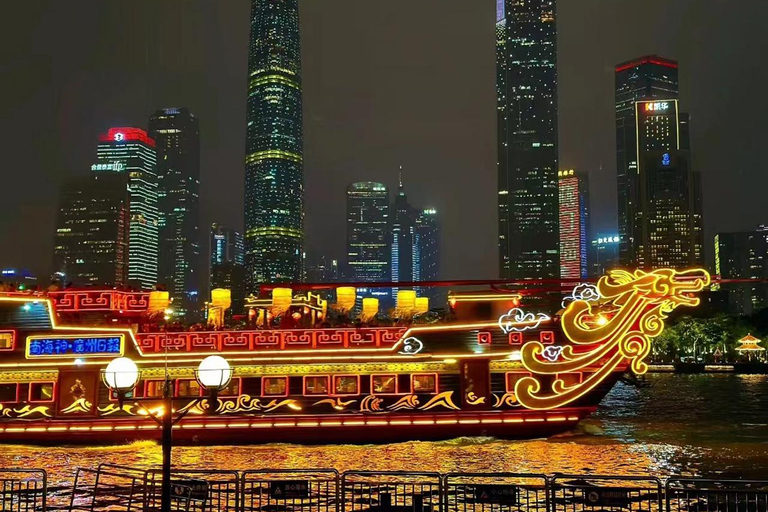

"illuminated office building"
[96,128,159,289]
[497,0,559,279]
[414,208,441,302]
[53,171,130,287]
[589,235,620,278]
[346,182,390,283]
[632,99,703,268]
[715,228,768,316]
[616,55,677,266]
[149,108,201,319]
[244,0,304,287]
[558,170,589,280]
[209,223,245,315]
[210,223,244,268]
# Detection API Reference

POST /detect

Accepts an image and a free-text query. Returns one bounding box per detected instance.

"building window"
[144,380,164,398]
[176,379,201,397]
[0,383,18,402]
[333,375,359,396]
[304,376,329,396]
[412,374,437,394]
[262,377,288,397]
[371,374,397,395]
[219,378,241,397]
[506,373,530,393]
[29,382,55,402]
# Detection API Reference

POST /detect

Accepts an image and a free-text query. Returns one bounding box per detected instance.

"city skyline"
[2,2,765,278]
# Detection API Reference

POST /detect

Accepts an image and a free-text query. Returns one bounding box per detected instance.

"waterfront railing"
[7,466,768,512]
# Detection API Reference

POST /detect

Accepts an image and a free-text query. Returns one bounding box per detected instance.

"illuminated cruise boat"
[0,268,708,444]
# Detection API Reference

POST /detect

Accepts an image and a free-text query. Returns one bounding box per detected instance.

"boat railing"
[9,467,768,512]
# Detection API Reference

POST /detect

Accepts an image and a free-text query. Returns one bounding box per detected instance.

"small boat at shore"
[0,268,709,444]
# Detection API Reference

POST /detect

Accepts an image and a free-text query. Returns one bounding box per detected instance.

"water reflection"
[1,374,766,486]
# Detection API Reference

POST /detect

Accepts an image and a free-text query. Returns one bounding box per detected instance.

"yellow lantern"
[415,297,429,315]
[361,297,379,321]
[336,287,357,312]
[211,288,231,310]
[397,290,417,311]
[148,290,170,314]
[272,288,293,315]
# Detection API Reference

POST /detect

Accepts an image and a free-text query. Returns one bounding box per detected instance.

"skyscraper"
[558,170,589,280]
[715,228,768,315]
[391,175,417,290]
[149,108,201,319]
[615,56,679,266]
[497,0,559,279]
[634,99,703,268]
[346,183,390,283]
[53,171,129,287]
[209,223,246,315]
[210,224,244,268]
[244,0,304,287]
[414,208,441,302]
[589,234,620,278]
[96,128,158,289]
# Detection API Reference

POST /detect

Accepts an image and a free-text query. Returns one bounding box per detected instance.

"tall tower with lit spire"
[244,0,304,288]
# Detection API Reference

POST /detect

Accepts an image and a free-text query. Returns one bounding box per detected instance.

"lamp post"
[102,355,231,512]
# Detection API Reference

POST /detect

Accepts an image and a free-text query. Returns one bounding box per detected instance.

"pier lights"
[102,354,231,512]
[102,357,140,405]
[195,355,232,412]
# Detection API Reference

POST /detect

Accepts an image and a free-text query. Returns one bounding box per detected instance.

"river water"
[1,373,766,485]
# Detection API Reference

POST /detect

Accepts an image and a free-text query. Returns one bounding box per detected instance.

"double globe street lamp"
[102,354,232,512]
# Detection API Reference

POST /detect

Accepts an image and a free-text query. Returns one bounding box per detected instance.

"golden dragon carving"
[516,268,710,410]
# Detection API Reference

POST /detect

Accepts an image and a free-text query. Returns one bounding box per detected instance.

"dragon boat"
[0,268,708,444]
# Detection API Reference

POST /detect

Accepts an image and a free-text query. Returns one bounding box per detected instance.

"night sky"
[1,0,766,282]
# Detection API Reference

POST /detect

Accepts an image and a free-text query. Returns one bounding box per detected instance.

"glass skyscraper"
[615,55,679,266]
[497,0,559,280]
[346,182,390,283]
[244,0,304,288]
[149,108,201,319]
[96,128,158,290]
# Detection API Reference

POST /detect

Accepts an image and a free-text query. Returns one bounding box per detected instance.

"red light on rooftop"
[99,127,156,148]
[615,56,678,73]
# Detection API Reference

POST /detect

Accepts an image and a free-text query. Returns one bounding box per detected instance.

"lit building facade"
[346,183,390,283]
[589,234,620,278]
[497,0,559,279]
[149,108,201,319]
[53,172,130,288]
[414,208,441,303]
[210,224,245,268]
[209,223,245,315]
[715,228,768,316]
[96,128,159,289]
[615,56,686,266]
[558,170,589,280]
[244,0,304,287]
[633,100,703,268]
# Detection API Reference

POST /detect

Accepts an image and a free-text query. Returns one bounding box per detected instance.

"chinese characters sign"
[26,335,124,358]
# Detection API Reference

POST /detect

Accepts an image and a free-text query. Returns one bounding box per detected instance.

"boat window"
[557,372,583,388]
[176,379,201,397]
[144,380,165,398]
[219,378,241,397]
[0,383,17,402]
[29,382,54,402]
[304,376,329,395]
[371,374,397,394]
[333,375,359,395]
[262,376,288,396]
[0,331,13,350]
[505,372,530,392]
[412,374,437,394]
